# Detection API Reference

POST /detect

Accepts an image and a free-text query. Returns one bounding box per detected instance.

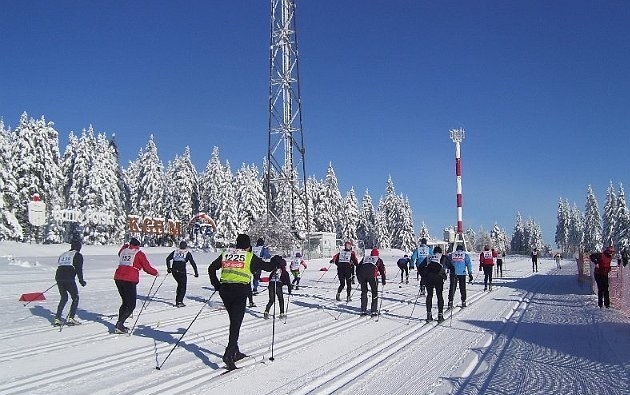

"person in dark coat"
[357,248,386,316]
[397,254,410,284]
[166,240,199,307]
[264,256,292,319]
[208,233,279,370]
[330,241,359,302]
[54,239,86,326]
[591,245,615,308]
[424,246,448,323]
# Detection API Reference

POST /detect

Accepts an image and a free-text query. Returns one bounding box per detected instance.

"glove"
[469,274,474,283]
[479,265,482,271]
[167,268,172,274]
[79,280,87,287]
[194,273,199,278]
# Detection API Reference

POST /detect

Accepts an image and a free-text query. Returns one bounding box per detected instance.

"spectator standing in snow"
[53,239,86,326]
[264,256,292,319]
[590,245,615,308]
[208,233,279,370]
[531,248,539,272]
[357,248,386,316]
[424,246,448,323]
[289,252,307,290]
[114,237,159,334]
[479,245,495,291]
[446,244,473,309]
[411,238,433,295]
[165,240,199,307]
[330,241,359,302]
[397,254,410,284]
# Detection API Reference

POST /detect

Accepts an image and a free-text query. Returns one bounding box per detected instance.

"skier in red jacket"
[591,245,615,308]
[113,237,159,333]
[479,245,496,291]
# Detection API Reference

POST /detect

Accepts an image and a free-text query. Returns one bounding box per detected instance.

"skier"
[446,244,473,309]
[165,240,199,307]
[554,252,562,269]
[330,241,359,302]
[53,239,86,326]
[396,254,410,284]
[208,233,279,370]
[531,248,539,272]
[495,250,504,277]
[114,237,159,334]
[590,245,615,308]
[424,246,448,323]
[264,256,292,319]
[251,237,271,296]
[479,245,495,291]
[289,252,307,290]
[411,238,433,295]
[357,248,386,316]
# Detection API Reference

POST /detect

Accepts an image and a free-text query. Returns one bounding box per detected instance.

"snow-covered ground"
[1,241,629,395]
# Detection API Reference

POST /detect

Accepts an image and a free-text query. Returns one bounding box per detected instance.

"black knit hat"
[70,239,82,251]
[236,234,251,249]
[130,237,141,246]
[179,240,187,249]
[256,237,264,246]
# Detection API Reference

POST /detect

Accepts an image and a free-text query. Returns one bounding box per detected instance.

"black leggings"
[360,277,378,313]
[219,283,249,356]
[115,280,137,325]
[448,275,467,303]
[594,273,610,307]
[337,264,353,296]
[172,271,187,304]
[425,280,444,314]
[56,280,79,318]
[265,281,285,314]
[397,264,409,281]
[483,266,493,287]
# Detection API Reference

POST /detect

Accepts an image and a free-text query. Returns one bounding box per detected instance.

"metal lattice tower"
[266,0,308,238]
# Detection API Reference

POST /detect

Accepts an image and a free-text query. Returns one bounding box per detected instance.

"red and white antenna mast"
[450,128,468,251]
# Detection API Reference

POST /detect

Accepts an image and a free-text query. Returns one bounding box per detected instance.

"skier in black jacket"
[54,240,86,326]
[424,246,448,323]
[357,248,386,316]
[166,240,199,307]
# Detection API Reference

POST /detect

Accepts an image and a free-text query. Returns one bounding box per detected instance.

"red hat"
[370,248,379,256]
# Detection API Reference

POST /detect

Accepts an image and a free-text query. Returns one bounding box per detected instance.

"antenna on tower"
[265,0,309,249]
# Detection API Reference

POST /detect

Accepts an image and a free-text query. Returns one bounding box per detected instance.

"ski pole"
[283,292,291,324]
[23,283,57,307]
[144,272,170,310]
[406,283,424,325]
[376,282,385,322]
[129,275,158,336]
[58,311,71,332]
[269,282,277,361]
[156,290,216,370]
[316,263,333,282]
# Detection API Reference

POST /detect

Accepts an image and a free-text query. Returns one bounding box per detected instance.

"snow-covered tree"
[313,163,343,234]
[555,198,570,253]
[397,196,416,252]
[165,146,199,224]
[523,218,544,252]
[490,223,510,253]
[199,146,224,221]
[374,199,391,249]
[583,185,602,252]
[214,161,238,245]
[567,203,584,254]
[602,182,617,248]
[11,113,62,242]
[612,183,630,251]
[510,212,526,253]
[340,187,359,242]
[0,120,22,240]
[234,163,266,233]
[417,222,431,241]
[356,188,377,248]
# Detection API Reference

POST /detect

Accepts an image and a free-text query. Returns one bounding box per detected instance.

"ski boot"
[437,313,445,323]
[489,284,493,291]
[426,312,433,322]
[346,295,352,302]
[461,301,467,307]
[249,301,257,308]
[66,317,80,325]
[264,311,270,320]
[446,301,453,310]
[53,317,62,326]
[114,323,129,334]
[336,293,341,301]
[371,311,378,317]
[234,350,248,362]
[279,313,286,319]
[360,310,368,316]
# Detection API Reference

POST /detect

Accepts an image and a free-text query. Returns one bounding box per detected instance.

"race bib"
[223,249,246,269]
[338,251,352,263]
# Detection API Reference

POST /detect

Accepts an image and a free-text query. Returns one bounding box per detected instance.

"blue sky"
[2,1,629,245]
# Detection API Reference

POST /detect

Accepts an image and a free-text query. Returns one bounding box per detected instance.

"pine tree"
[340,187,359,242]
[214,161,239,246]
[417,222,431,241]
[490,223,510,253]
[568,203,584,254]
[356,188,376,248]
[165,146,199,225]
[602,182,617,248]
[234,163,266,233]
[199,146,223,221]
[397,196,416,252]
[0,120,22,240]
[555,198,570,253]
[583,185,602,252]
[613,183,630,250]
[510,212,526,253]
[374,200,391,249]
[313,163,342,235]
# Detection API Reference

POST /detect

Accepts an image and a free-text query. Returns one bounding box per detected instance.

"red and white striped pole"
[450,128,465,235]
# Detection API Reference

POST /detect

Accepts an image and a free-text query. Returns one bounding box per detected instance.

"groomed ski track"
[1,248,629,395]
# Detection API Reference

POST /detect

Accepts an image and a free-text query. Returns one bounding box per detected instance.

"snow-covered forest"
[0,112,420,250]
[555,183,630,255]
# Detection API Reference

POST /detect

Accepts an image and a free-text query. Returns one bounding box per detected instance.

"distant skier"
[330,241,359,302]
[289,252,307,290]
[496,250,505,277]
[590,245,615,308]
[54,239,86,326]
[446,244,473,309]
[424,246,448,323]
[165,240,199,307]
[411,238,433,295]
[554,252,562,269]
[264,256,292,319]
[531,248,539,272]
[251,238,271,297]
[357,248,386,316]
[114,237,159,334]
[397,254,410,284]
[479,245,495,291]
